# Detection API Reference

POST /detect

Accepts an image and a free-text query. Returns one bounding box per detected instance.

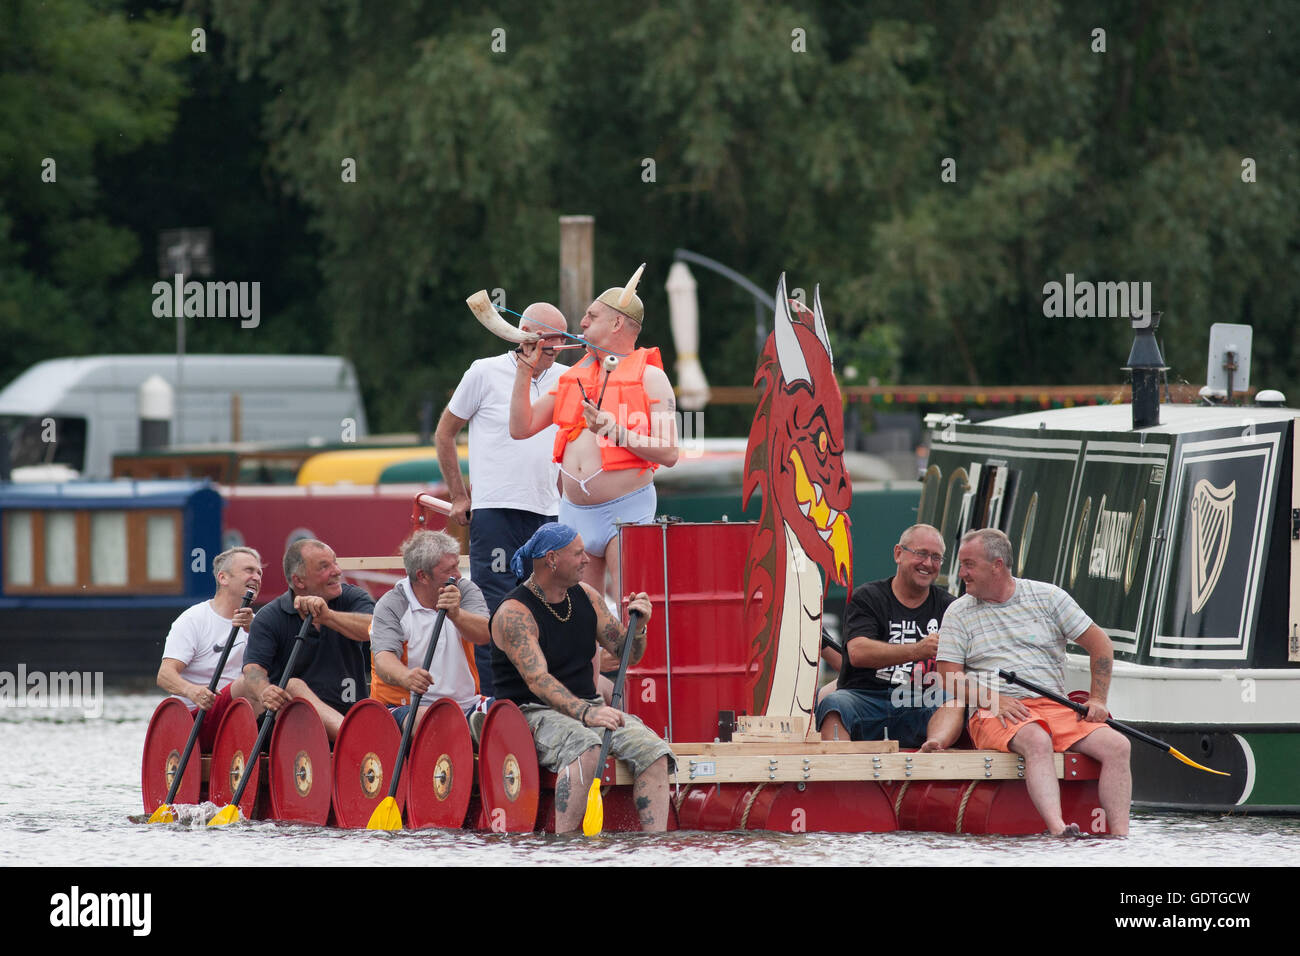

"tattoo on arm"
[1090,653,1112,700]
[495,604,587,720]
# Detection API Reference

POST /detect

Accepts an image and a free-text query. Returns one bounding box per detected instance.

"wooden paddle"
[998,669,1229,776]
[149,588,257,824]
[208,613,315,826]
[367,577,457,831]
[582,609,643,836]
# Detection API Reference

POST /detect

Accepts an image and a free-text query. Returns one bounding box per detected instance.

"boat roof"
[0,479,217,508]
[970,402,1300,435]
[0,355,358,415]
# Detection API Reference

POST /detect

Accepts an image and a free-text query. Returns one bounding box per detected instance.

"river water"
[2,692,1297,869]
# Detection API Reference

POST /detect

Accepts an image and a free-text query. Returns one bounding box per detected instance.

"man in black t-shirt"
[490,523,672,833]
[242,538,374,741]
[814,524,955,747]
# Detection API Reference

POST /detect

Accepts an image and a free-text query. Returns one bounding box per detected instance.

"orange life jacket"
[551,347,665,472]
[369,636,481,707]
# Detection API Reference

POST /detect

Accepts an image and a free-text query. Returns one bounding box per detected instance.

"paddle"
[367,577,457,831]
[582,609,643,836]
[207,613,315,826]
[998,669,1229,777]
[149,588,257,824]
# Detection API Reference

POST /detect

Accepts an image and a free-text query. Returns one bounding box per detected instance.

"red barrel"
[331,698,401,829]
[477,700,539,833]
[208,698,262,820]
[619,522,758,743]
[141,698,202,813]
[406,698,473,830]
[893,777,1104,834]
[268,699,332,825]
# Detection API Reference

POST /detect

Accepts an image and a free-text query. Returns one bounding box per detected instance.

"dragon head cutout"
[746,275,853,585]
[742,274,853,716]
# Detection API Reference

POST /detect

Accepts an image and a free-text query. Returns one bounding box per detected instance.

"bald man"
[436,302,569,696]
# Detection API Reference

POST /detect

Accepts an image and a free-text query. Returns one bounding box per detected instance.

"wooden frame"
[2,507,184,595]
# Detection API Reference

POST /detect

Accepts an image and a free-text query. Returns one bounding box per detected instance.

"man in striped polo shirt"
[921,528,1131,836]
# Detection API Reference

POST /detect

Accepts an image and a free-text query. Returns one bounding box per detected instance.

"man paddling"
[242,538,374,741]
[509,267,679,603]
[920,528,1131,836]
[490,523,673,832]
[370,530,492,733]
[156,546,265,752]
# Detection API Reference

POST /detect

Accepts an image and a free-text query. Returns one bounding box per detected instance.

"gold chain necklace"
[527,577,572,622]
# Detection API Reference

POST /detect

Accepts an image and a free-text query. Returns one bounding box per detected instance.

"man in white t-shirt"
[156,546,264,751]
[369,531,491,734]
[435,302,568,696]
[920,528,1131,836]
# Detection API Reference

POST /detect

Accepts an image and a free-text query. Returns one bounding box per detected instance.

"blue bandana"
[510,523,579,580]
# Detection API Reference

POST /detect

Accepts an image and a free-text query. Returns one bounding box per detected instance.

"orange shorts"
[967,696,1104,752]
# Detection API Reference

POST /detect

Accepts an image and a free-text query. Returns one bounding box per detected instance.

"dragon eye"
[818,431,828,454]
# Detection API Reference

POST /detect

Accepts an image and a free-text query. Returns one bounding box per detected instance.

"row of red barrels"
[142,696,1104,833]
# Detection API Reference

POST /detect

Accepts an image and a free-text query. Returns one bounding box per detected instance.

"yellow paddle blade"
[366,796,403,831]
[147,804,176,824]
[581,778,604,836]
[1168,747,1231,777]
[206,804,243,827]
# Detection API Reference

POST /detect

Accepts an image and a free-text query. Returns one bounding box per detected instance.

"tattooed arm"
[1072,624,1113,723]
[581,584,651,666]
[492,599,625,730]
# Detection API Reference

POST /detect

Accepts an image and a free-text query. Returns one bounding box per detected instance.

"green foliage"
[6,0,1299,436]
[0,0,188,384]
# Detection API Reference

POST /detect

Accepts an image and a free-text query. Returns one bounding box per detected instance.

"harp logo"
[1189,479,1236,614]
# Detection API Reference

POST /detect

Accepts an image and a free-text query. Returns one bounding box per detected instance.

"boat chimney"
[138,374,174,452]
[1124,312,1166,430]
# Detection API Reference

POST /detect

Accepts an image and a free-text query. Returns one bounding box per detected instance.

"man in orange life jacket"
[509,266,679,602]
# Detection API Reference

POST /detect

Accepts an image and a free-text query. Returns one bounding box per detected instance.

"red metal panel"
[743,781,897,833]
[141,698,201,812]
[619,522,758,744]
[331,698,401,829]
[268,699,332,824]
[207,698,261,820]
[406,698,473,830]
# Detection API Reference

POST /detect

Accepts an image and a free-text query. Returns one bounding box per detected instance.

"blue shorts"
[814,687,937,749]
[558,484,656,557]
[388,697,493,744]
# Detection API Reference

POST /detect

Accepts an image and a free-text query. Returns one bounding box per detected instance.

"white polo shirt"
[447,352,562,515]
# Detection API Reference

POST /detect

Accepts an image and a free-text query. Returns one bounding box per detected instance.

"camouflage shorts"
[518,699,675,779]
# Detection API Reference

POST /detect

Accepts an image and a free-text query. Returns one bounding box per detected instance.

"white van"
[0,355,369,479]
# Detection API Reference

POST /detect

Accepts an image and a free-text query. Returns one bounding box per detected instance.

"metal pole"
[671,249,774,356]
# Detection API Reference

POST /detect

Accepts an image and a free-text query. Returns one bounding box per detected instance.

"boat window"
[918,465,941,526]
[0,415,88,474]
[1018,493,1038,575]
[146,514,178,582]
[1124,500,1146,595]
[1070,497,1092,589]
[3,508,183,594]
[4,512,34,586]
[938,468,971,589]
[90,511,129,586]
[45,511,78,585]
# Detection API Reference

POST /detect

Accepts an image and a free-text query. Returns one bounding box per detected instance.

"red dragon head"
[741,275,853,716]
[744,275,853,585]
